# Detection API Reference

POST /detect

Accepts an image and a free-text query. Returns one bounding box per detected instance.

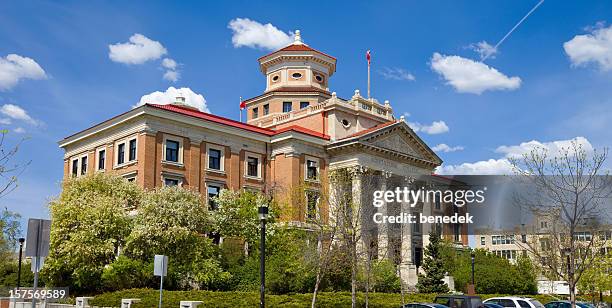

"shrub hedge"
[90,289,612,308]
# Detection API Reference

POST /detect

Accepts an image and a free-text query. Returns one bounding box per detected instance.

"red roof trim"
[151,104,275,135]
[149,104,330,140]
[258,44,337,61]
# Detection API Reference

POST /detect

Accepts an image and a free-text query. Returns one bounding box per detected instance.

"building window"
[263,104,269,115]
[208,147,223,171]
[128,139,137,161]
[306,158,319,180]
[80,156,87,175]
[283,102,292,113]
[117,143,125,165]
[98,149,106,170]
[306,191,319,221]
[300,101,310,109]
[252,107,259,119]
[165,140,180,162]
[247,156,259,177]
[164,178,179,187]
[71,159,78,176]
[492,235,515,245]
[453,224,461,242]
[208,185,221,210]
[412,216,422,234]
[480,236,485,246]
[435,197,441,210]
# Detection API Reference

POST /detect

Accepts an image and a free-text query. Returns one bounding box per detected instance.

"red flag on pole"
[366,50,371,65]
[240,99,246,110]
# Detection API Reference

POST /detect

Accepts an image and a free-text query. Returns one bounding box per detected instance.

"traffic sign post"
[154,255,168,308]
[25,218,51,308]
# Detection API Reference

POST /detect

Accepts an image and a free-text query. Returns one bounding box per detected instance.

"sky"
[1,0,612,222]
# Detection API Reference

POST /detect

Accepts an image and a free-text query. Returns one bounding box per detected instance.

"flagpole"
[367,60,371,99]
[366,50,371,99]
[240,96,243,122]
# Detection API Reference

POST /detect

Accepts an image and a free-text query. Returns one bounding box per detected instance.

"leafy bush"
[370,259,401,293]
[101,255,153,291]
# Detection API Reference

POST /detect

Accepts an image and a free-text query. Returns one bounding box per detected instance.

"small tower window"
[263,104,269,115]
[341,119,350,128]
[252,107,259,119]
[272,75,279,82]
[300,102,310,109]
[283,102,292,113]
[315,75,324,82]
[291,72,302,79]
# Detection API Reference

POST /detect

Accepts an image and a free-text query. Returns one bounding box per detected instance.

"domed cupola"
[257,30,337,93]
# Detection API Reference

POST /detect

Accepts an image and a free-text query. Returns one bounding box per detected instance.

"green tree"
[0,207,21,258]
[44,173,140,292]
[124,186,230,290]
[578,252,612,300]
[211,189,275,246]
[416,230,449,293]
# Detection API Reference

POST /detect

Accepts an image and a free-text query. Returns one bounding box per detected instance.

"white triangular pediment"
[367,130,426,160]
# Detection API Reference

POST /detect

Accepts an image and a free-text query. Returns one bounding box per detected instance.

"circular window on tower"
[272,75,280,82]
[315,74,324,83]
[291,72,303,79]
[341,119,351,128]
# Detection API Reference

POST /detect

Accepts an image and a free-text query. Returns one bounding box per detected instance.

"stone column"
[351,167,365,255]
[399,177,418,289]
[377,171,390,259]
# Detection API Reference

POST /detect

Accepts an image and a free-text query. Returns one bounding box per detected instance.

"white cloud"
[409,120,449,134]
[108,33,167,65]
[436,137,593,175]
[563,23,612,71]
[161,58,177,70]
[378,67,415,81]
[430,52,521,94]
[136,87,208,112]
[161,58,179,82]
[432,143,464,153]
[495,136,593,159]
[0,118,11,125]
[0,54,47,91]
[163,70,179,82]
[470,41,498,60]
[0,104,39,125]
[436,159,514,175]
[13,127,25,134]
[228,18,294,50]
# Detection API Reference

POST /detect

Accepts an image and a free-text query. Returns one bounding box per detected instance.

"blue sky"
[1,0,612,221]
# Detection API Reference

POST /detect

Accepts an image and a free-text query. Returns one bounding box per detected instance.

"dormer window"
[252,107,259,119]
[291,72,302,79]
[272,75,279,82]
[315,75,324,82]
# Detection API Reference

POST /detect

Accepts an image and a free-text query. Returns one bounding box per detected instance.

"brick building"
[58,31,467,286]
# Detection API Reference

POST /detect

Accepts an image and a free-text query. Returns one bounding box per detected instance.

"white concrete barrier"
[180,301,203,308]
[76,297,94,308]
[121,298,141,308]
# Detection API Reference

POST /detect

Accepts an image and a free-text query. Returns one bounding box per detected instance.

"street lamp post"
[258,204,269,308]
[17,237,25,289]
[470,251,475,286]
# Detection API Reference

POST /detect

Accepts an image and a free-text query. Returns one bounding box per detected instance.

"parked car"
[484,297,545,308]
[402,303,450,308]
[544,301,595,308]
[434,295,484,308]
[485,303,505,308]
